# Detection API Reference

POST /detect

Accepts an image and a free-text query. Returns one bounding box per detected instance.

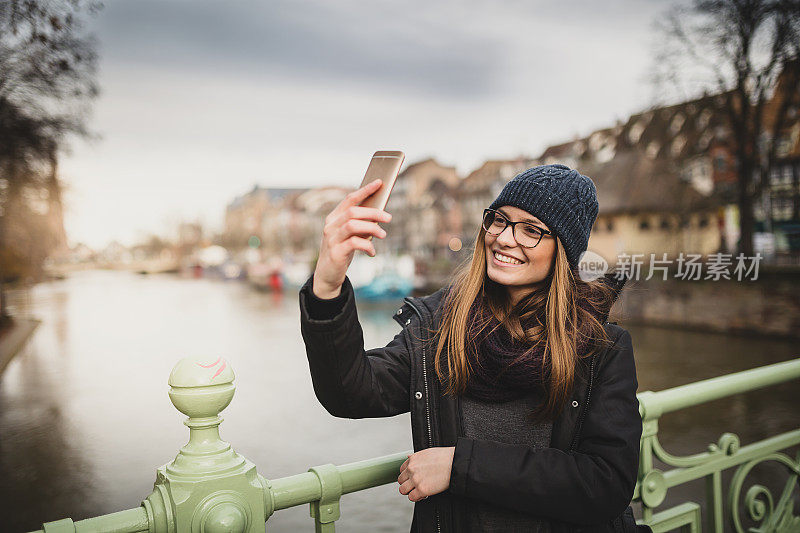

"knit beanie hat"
[488,164,598,269]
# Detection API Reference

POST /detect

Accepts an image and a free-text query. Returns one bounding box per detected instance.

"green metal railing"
[636,359,800,533]
[31,357,800,533]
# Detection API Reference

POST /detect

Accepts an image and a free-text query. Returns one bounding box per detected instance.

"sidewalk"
[0,317,41,375]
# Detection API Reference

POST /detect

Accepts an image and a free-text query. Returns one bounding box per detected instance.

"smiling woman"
[298,164,647,532]
[483,206,556,305]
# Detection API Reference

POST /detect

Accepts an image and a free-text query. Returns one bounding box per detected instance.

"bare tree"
[0,0,100,320]
[654,0,800,256]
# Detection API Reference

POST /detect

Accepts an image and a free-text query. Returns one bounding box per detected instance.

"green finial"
[142,357,269,533]
[166,357,241,477]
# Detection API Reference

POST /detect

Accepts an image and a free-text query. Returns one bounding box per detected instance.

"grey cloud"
[96,0,505,98]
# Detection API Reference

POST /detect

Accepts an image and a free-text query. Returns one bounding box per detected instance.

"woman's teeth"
[494,251,523,265]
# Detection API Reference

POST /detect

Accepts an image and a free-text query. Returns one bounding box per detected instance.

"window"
[670,113,685,134]
[606,219,615,232]
[697,109,712,130]
[646,141,660,159]
[697,132,713,150]
[671,135,687,157]
[628,121,645,144]
[777,135,793,158]
[660,218,671,230]
[771,196,794,221]
[639,218,651,230]
[596,142,616,163]
[771,166,794,190]
[589,132,606,152]
[714,155,727,172]
[783,165,794,185]
[698,216,709,228]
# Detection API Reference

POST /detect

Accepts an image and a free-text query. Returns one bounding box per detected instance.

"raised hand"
[312,178,392,299]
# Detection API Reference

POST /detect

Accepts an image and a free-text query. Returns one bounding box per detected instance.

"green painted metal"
[635,359,800,532]
[38,508,149,533]
[29,357,800,533]
[647,502,701,533]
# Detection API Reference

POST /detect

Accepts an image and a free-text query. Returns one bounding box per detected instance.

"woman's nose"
[496,224,518,247]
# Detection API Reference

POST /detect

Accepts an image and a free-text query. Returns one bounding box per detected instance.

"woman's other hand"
[312,178,392,299]
[398,446,456,502]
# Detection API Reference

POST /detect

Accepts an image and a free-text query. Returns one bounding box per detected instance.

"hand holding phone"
[312,179,392,298]
[312,151,403,299]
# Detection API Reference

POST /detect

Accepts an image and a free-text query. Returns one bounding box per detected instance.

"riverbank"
[417,266,800,339]
[610,268,800,339]
[0,317,41,374]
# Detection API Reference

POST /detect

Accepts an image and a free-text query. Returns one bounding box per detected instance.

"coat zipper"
[403,298,442,533]
[569,352,596,452]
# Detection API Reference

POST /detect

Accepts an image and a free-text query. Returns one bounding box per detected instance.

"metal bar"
[704,471,723,533]
[73,508,150,533]
[337,452,409,493]
[646,502,701,533]
[271,472,324,511]
[662,429,800,489]
[638,359,800,418]
[33,508,150,533]
[270,452,409,512]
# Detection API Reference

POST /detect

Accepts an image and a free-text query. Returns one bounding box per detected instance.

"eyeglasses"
[482,208,552,248]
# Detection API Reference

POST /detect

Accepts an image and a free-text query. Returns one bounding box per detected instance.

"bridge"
[31,357,800,533]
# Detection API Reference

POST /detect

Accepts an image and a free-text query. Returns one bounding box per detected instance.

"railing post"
[142,357,271,533]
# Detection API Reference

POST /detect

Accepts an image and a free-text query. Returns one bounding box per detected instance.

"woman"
[299,164,646,532]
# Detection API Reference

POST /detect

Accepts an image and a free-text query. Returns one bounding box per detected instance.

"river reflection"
[1,270,798,532]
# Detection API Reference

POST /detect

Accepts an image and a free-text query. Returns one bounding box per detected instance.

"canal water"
[1,270,798,532]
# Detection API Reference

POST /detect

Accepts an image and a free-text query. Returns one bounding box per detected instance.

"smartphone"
[358,150,405,211]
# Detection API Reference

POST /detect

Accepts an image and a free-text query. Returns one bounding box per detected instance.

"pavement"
[0,317,41,375]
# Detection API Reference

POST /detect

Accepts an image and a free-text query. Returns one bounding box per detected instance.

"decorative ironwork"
[729,452,800,532]
[635,359,800,532]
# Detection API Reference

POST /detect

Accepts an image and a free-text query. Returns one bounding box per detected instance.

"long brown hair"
[425,225,618,423]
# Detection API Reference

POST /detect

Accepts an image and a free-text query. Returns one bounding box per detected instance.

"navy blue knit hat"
[488,164,598,269]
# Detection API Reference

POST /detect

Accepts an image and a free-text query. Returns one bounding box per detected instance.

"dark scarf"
[463,298,551,403]
[463,273,627,403]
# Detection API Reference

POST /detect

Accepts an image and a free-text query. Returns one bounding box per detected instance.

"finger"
[335,236,376,258]
[397,469,409,485]
[399,479,415,496]
[332,205,393,225]
[408,488,426,502]
[343,179,383,209]
[337,219,386,242]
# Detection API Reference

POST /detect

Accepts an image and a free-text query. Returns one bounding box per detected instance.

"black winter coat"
[299,274,646,533]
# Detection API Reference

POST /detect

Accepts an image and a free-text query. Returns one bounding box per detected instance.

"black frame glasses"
[482,208,552,248]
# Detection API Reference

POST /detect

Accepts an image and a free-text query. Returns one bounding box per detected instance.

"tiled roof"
[575,150,723,215]
[537,93,739,214]
[462,158,536,192]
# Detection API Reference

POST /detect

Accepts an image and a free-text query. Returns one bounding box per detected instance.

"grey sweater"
[460,392,553,532]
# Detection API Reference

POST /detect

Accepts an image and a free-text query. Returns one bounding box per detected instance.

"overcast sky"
[60,0,679,249]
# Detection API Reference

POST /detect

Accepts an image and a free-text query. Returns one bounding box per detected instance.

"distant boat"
[349,254,414,301]
[354,271,414,301]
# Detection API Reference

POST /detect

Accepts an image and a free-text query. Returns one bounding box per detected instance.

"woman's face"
[484,205,556,305]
